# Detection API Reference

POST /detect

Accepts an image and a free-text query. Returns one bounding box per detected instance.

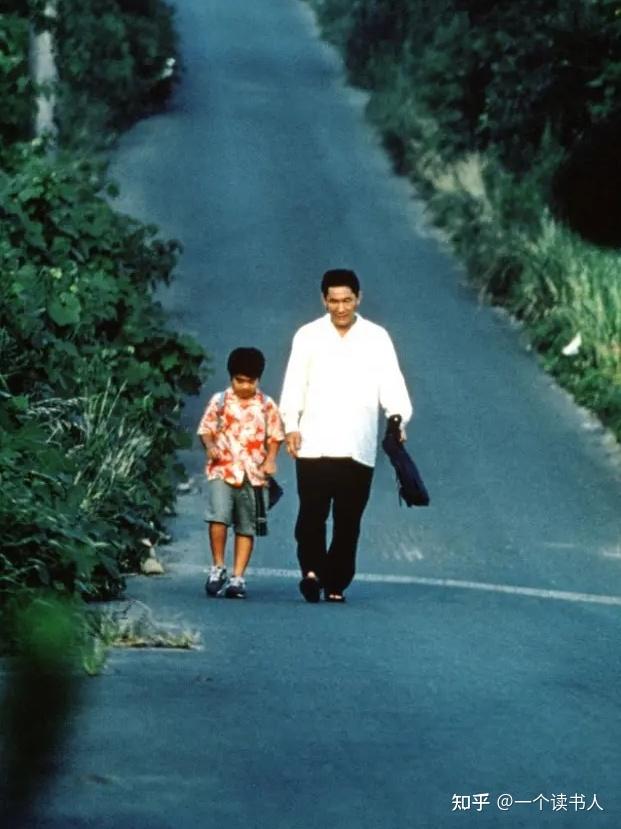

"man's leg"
[324,459,373,596]
[295,459,333,582]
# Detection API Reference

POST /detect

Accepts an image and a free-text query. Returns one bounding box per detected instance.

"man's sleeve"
[197,394,219,436]
[378,331,413,424]
[279,330,308,434]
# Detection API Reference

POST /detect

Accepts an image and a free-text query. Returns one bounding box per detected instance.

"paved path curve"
[38,0,621,826]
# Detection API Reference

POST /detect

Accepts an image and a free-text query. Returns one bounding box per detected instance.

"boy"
[197,347,284,598]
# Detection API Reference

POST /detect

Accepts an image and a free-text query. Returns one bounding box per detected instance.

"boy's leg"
[208,522,227,566]
[224,480,258,598]
[204,478,234,596]
[205,479,235,561]
[232,534,254,577]
[205,522,229,596]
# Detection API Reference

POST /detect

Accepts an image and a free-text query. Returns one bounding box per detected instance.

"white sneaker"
[224,576,246,599]
[205,565,227,596]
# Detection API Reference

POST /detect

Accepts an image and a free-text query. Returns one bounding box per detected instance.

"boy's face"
[323,285,360,331]
[231,374,259,399]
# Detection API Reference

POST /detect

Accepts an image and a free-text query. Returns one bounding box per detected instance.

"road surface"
[28,0,621,826]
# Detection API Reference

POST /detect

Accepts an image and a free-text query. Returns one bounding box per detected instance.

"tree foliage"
[311,0,621,440]
[0,0,179,148]
[318,0,621,168]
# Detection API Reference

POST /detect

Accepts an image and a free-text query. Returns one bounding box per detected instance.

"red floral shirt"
[197,388,284,486]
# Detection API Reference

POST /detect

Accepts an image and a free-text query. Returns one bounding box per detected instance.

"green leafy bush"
[0,1,203,675]
[0,13,34,144]
[1,0,179,150]
[0,143,206,605]
[55,0,180,139]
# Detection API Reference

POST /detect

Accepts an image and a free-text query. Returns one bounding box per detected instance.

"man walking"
[280,269,413,603]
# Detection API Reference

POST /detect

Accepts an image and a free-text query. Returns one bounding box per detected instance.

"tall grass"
[71,382,153,514]
[423,148,621,435]
[516,220,621,429]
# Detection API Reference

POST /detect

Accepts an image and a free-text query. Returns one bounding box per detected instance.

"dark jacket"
[382,415,430,507]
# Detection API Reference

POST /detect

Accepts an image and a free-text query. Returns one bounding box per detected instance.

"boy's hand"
[260,458,277,476]
[206,446,219,461]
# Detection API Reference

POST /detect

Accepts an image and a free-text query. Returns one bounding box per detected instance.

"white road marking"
[246,567,621,607]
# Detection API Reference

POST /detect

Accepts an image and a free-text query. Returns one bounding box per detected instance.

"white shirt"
[280,314,413,467]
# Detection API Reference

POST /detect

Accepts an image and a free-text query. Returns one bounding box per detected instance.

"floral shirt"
[197,388,284,487]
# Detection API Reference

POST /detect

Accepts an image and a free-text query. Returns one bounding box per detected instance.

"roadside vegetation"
[308,0,621,442]
[0,1,206,666]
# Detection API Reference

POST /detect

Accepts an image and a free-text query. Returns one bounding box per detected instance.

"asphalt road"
[25,0,621,826]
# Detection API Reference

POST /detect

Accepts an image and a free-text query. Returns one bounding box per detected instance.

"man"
[280,268,413,603]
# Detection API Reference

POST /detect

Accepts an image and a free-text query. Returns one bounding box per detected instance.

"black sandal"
[299,575,321,603]
[325,592,346,603]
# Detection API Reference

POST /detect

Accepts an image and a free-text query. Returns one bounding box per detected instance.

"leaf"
[48,294,82,326]
[11,395,29,412]
[17,184,44,202]
[123,361,152,385]
[35,562,51,586]
[160,352,179,371]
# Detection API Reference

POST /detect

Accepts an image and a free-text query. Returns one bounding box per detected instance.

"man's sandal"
[325,592,346,603]
[299,575,321,603]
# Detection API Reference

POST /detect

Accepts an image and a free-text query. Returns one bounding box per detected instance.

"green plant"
[87,600,200,651]
[308,0,621,443]
[0,143,206,603]
[0,12,33,145]
[55,0,180,141]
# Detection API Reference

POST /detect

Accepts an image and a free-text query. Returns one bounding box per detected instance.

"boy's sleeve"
[265,398,285,443]
[197,394,219,436]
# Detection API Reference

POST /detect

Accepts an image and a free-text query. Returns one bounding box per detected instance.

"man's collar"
[323,312,363,333]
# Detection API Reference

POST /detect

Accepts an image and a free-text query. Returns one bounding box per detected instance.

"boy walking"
[197,347,284,598]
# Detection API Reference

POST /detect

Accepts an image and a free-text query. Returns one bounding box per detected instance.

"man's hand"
[206,445,219,461]
[387,414,407,443]
[285,431,302,458]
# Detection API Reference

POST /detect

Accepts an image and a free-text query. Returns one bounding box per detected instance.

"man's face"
[323,285,360,331]
[231,374,258,399]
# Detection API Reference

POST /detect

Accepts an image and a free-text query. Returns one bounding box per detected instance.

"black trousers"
[295,458,374,594]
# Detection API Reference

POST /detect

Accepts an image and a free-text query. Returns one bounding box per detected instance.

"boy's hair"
[321,268,360,297]
[227,347,265,379]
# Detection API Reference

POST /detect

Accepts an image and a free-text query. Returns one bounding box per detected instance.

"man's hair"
[321,268,360,297]
[227,347,265,379]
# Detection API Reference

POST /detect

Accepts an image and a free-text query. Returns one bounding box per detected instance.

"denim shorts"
[204,477,267,537]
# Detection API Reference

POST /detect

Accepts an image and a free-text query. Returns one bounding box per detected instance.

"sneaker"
[205,565,227,596]
[224,576,246,599]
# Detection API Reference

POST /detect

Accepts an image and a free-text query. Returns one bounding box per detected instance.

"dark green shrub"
[311,0,621,443]
[55,0,179,134]
[0,144,206,601]
[0,13,34,145]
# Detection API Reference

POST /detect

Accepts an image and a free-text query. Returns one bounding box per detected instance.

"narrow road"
[41,0,621,826]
